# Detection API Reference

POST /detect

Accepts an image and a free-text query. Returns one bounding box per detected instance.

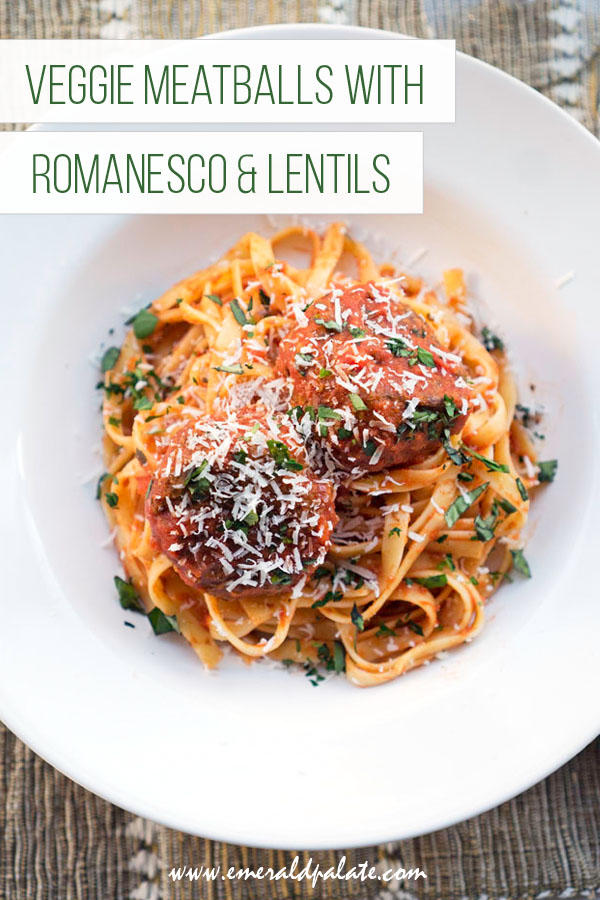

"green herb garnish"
[132,309,158,340]
[148,608,180,635]
[443,395,458,419]
[444,482,489,528]
[438,553,455,571]
[266,439,303,472]
[511,548,531,578]
[537,460,558,483]
[213,363,244,375]
[349,393,367,412]
[516,477,529,501]
[387,338,410,357]
[315,318,343,333]
[351,604,365,632]
[465,447,509,473]
[318,406,342,421]
[481,327,504,353]
[333,641,346,674]
[270,569,293,586]
[101,347,120,372]
[417,347,436,367]
[415,574,448,589]
[230,298,249,326]
[114,575,144,612]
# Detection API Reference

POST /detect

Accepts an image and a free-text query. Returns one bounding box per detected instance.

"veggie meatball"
[145,407,337,597]
[276,282,471,478]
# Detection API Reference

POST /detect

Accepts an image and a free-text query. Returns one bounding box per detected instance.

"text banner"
[0,40,455,124]
[0,131,424,214]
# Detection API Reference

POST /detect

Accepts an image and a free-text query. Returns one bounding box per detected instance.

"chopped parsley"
[407,620,424,637]
[184,460,211,500]
[101,346,120,372]
[464,447,509,473]
[415,574,448,589]
[315,318,343,333]
[376,623,397,637]
[349,393,367,412]
[270,569,292,586]
[333,641,346,674]
[443,395,458,419]
[444,435,469,466]
[96,472,109,500]
[417,346,436,367]
[516,403,533,429]
[473,504,499,542]
[318,368,332,379]
[206,293,222,306]
[348,326,366,339]
[311,590,342,609]
[114,576,144,612]
[229,298,249,326]
[389,526,403,537]
[304,662,325,686]
[351,603,365,632]
[537,460,558,483]
[412,409,439,425]
[437,554,455,571]
[148,607,180,635]
[266,439,303,472]
[105,491,118,508]
[481,327,504,353]
[387,338,410,357]
[213,363,245,375]
[444,482,489,528]
[133,395,153,411]
[387,337,436,368]
[516,477,529,501]
[318,406,342,421]
[511,548,531,578]
[132,309,158,340]
[498,497,517,515]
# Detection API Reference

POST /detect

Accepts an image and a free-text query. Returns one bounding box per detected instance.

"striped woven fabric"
[1,2,599,897]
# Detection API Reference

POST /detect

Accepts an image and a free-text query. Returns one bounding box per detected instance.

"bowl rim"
[3,21,600,849]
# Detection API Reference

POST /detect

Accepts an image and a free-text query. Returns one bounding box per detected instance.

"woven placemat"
[1,1,599,898]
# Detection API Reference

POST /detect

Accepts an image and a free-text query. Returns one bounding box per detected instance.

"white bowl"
[1,24,599,848]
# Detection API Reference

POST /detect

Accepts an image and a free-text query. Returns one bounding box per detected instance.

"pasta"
[98,223,555,687]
